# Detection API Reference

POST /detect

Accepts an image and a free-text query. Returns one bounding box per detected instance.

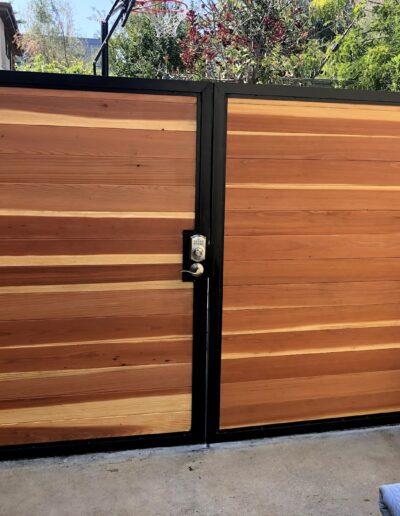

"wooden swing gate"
[1,73,400,457]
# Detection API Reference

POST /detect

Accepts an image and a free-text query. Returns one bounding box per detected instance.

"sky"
[10,0,114,38]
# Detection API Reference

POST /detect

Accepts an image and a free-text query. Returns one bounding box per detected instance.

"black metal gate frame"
[0,71,213,459]
[2,72,400,459]
[207,82,400,445]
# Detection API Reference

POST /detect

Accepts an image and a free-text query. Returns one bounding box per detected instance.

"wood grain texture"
[0,254,182,266]
[0,241,182,256]
[227,159,400,186]
[0,216,193,240]
[0,86,196,106]
[221,97,400,429]
[220,390,400,429]
[223,303,400,334]
[229,98,400,120]
[222,348,400,382]
[225,210,400,236]
[224,258,400,285]
[0,338,192,373]
[226,187,400,211]
[0,155,195,185]
[0,109,196,131]
[0,86,197,445]
[224,234,400,260]
[0,184,195,212]
[229,114,400,137]
[0,393,191,425]
[223,326,400,356]
[224,281,400,309]
[0,314,193,347]
[0,86,197,103]
[0,287,192,321]
[0,410,192,445]
[0,264,182,286]
[0,363,192,410]
[0,125,196,159]
[227,133,400,161]
[228,101,400,136]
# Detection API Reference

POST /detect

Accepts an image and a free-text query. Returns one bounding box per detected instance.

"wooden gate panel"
[0,87,197,445]
[221,97,400,429]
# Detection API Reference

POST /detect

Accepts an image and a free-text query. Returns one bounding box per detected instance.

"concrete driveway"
[1,425,399,516]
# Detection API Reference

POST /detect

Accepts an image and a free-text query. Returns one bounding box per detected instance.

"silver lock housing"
[190,235,207,263]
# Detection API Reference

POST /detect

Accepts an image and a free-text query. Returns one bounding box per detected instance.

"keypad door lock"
[190,234,207,263]
[182,231,207,282]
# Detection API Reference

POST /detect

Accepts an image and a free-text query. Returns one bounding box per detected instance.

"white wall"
[0,18,11,70]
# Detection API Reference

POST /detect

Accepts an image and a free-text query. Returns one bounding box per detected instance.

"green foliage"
[17,53,90,74]
[109,15,186,79]
[309,0,357,47]
[15,0,400,93]
[180,0,313,84]
[279,39,325,83]
[18,0,85,69]
[322,0,400,91]
[310,0,349,22]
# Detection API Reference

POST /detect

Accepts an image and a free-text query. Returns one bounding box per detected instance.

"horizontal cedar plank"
[0,264,181,286]
[222,326,400,356]
[0,155,195,186]
[0,280,189,293]
[221,348,400,383]
[0,288,192,321]
[223,281,400,309]
[0,87,197,104]
[228,98,400,119]
[220,391,400,429]
[223,303,400,333]
[227,134,400,161]
[225,210,400,236]
[0,255,181,267]
[225,234,400,260]
[226,188,400,211]
[0,216,191,240]
[221,369,400,407]
[0,363,192,409]
[0,392,191,425]
[228,99,400,126]
[0,338,192,373]
[0,392,191,444]
[0,314,193,347]
[228,112,400,136]
[226,159,400,186]
[0,238,183,256]
[0,410,191,445]
[0,109,195,133]
[0,90,196,122]
[0,125,196,159]
[0,184,194,212]
[224,258,400,285]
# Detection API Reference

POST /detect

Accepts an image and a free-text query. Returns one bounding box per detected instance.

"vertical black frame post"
[190,82,214,443]
[0,70,213,460]
[101,21,109,77]
[206,83,228,439]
